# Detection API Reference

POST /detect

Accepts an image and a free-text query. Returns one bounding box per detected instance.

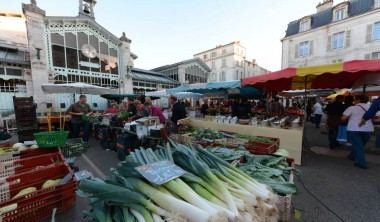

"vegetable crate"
[237,156,295,222]
[225,138,248,146]
[0,152,65,178]
[33,131,70,148]
[60,138,88,158]
[168,134,181,144]
[256,136,280,148]
[0,148,59,163]
[0,164,76,222]
[245,141,278,155]
[276,157,295,222]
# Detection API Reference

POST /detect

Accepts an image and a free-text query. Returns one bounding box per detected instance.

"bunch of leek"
[78,142,279,222]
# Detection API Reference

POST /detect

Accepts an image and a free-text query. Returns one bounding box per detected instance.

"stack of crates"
[13,97,38,142]
[0,148,76,222]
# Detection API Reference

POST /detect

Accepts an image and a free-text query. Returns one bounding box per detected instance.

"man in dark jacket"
[325,95,346,149]
[127,98,137,117]
[169,95,187,124]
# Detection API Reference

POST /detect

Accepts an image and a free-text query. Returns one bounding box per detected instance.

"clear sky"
[3,0,344,72]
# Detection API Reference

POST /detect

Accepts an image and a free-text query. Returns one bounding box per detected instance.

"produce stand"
[189,118,303,165]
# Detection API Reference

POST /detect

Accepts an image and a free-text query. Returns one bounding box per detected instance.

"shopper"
[344,95,354,110]
[103,100,119,114]
[313,97,324,128]
[359,97,380,126]
[119,99,129,112]
[306,100,312,122]
[141,102,151,117]
[325,95,346,149]
[270,97,284,114]
[67,95,93,142]
[231,100,239,117]
[145,96,152,103]
[200,102,209,116]
[149,103,166,124]
[127,98,137,116]
[169,95,187,124]
[342,95,375,169]
[237,98,251,119]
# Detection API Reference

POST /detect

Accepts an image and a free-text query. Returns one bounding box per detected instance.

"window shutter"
[345,30,351,48]
[295,44,299,58]
[364,54,371,60]
[309,41,313,55]
[366,24,373,43]
[327,35,332,51]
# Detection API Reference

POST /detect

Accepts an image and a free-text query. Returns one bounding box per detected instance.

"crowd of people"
[65,94,189,143]
[305,94,380,169]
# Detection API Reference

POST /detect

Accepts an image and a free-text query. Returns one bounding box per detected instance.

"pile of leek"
[78,142,279,222]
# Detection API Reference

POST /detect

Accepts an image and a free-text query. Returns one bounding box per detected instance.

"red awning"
[242,60,380,92]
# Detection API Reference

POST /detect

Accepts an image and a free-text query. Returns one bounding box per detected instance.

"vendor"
[237,98,251,119]
[67,95,93,142]
[169,95,186,124]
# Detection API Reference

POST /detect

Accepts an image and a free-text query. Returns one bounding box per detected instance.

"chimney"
[316,0,334,12]
[252,59,256,65]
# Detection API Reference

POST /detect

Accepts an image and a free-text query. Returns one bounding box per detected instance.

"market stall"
[189,118,303,165]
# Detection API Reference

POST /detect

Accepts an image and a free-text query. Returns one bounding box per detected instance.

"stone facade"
[281,0,380,68]
[193,41,270,82]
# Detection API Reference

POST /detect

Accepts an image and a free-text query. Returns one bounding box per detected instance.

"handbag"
[337,125,347,142]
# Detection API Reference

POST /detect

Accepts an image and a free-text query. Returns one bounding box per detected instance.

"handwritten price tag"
[135,161,186,185]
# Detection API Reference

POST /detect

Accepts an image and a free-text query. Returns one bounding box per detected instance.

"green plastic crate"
[33,131,69,148]
[60,138,88,158]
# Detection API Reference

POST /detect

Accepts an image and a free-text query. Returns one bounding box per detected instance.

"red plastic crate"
[256,136,280,148]
[0,148,59,163]
[0,164,76,222]
[245,141,278,155]
[0,152,64,178]
[0,164,71,201]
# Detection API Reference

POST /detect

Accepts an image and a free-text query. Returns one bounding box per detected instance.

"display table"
[190,118,303,165]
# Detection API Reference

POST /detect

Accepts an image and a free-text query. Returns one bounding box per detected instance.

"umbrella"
[145,90,204,99]
[42,83,118,95]
[101,94,139,100]
[351,72,380,94]
[326,89,350,99]
[166,80,264,98]
[242,60,380,92]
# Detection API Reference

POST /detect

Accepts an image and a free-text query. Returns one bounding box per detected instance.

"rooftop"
[131,67,180,85]
[193,41,245,56]
[151,58,211,72]
[284,0,376,38]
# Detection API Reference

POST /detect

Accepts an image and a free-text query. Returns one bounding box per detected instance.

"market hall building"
[0,0,179,115]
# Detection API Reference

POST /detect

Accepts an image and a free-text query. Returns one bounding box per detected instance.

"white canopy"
[41,83,118,95]
[145,90,203,99]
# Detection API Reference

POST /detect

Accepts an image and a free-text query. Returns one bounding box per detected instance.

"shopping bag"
[337,125,347,142]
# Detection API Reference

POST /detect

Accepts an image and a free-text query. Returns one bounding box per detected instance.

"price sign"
[135,160,186,185]
[218,148,234,155]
